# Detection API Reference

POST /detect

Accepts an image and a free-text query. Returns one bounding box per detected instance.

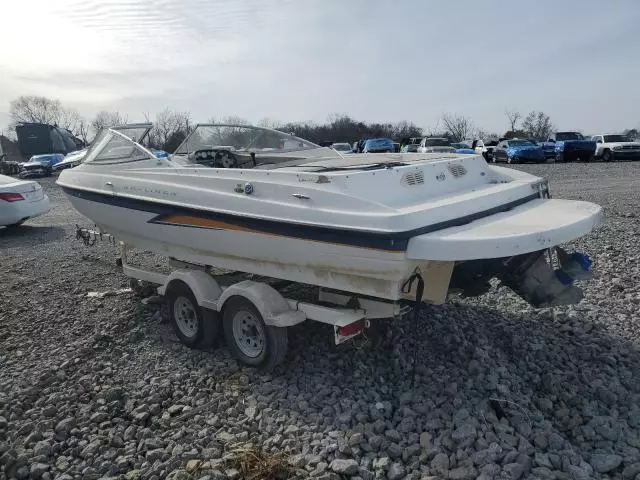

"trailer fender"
[160,270,222,311]
[217,280,306,327]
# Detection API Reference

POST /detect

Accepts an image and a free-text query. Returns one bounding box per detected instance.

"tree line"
[3,95,639,155]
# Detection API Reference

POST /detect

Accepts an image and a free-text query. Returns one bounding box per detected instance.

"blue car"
[362,138,395,153]
[491,139,545,164]
[19,153,66,178]
[451,142,477,154]
[536,140,556,160]
[151,149,169,158]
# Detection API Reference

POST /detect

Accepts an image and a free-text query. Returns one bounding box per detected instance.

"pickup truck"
[591,134,640,162]
[542,132,596,163]
[19,153,65,178]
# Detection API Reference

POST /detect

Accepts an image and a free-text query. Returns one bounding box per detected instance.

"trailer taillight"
[0,192,24,202]
[337,319,365,337]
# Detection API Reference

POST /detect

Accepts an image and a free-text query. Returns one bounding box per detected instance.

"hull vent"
[448,164,467,178]
[401,170,425,186]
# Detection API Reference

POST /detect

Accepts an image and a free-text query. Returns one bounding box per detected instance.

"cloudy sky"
[0,0,638,134]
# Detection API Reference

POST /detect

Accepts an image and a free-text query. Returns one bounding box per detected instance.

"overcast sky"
[1,0,638,135]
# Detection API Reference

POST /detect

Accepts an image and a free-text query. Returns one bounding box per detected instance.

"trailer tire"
[167,280,219,349]
[222,296,288,370]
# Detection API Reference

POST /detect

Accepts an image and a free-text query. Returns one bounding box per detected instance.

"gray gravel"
[1,162,640,480]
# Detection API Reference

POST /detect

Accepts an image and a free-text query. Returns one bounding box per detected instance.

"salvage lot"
[1,162,640,480]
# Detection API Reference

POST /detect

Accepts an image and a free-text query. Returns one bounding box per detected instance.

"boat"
[57,124,602,308]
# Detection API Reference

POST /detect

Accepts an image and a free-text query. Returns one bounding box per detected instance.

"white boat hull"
[58,126,603,305]
[68,194,428,300]
[407,198,602,261]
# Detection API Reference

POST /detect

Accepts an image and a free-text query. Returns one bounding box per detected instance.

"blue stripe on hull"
[61,187,539,253]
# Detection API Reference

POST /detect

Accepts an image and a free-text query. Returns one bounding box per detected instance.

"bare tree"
[9,96,63,126]
[422,121,443,137]
[441,113,474,142]
[257,117,282,129]
[522,111,554,140]
[505,109,521,132]
[58,108,87,137]
[9,95,90,144]
[221,115,249,126]
[624,128,640,140]
[391,121,422,140]
[91,111,128,133]
[476,129,500,141]
[77,118,91,145]
[147,108,192,151]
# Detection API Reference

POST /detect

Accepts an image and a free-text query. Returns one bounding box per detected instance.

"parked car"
[541,132,596,163]
[482,139,499,161]
[417,137,456,154]
[400,144,419,153]
[362,138,395,153]
[491,139,545,164]
[461,139,486,155]
[535,140,556,160]
[591,134,640,162]
[0,174,50,227]
[151,149,169,158]
[51,148,88,173]
[19,153,66,178]
[330,142,353,154]
[450,142,477,154]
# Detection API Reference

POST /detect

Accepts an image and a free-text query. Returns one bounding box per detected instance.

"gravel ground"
[1,162,640,480]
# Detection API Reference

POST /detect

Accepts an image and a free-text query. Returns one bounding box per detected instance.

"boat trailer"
[75,224,593,370]
[75,226,412,369]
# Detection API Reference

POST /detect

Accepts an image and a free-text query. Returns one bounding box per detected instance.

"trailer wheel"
[167,280,219,349]
[222,296,288,370]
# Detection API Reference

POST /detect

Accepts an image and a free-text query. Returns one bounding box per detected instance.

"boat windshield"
[112,123,153,144]
[174,124,320,155]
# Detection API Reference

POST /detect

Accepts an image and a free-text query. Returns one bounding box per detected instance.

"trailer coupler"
[76,225,116,246]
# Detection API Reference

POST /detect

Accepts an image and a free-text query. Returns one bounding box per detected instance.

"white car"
[417,137,456,153]
[331,142,353,154]
[0,175,51,227]
[591,134,640,162]
[462,139,485,154]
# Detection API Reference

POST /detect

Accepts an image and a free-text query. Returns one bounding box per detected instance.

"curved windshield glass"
[83,130,154,164]
[509,140,535,146]
[174,124,319,155]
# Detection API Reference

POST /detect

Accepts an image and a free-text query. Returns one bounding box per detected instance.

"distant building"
[15,122,84,160]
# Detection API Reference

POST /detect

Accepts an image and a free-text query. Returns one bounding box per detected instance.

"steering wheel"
[214,150,237,168]
[191,149,238,168]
